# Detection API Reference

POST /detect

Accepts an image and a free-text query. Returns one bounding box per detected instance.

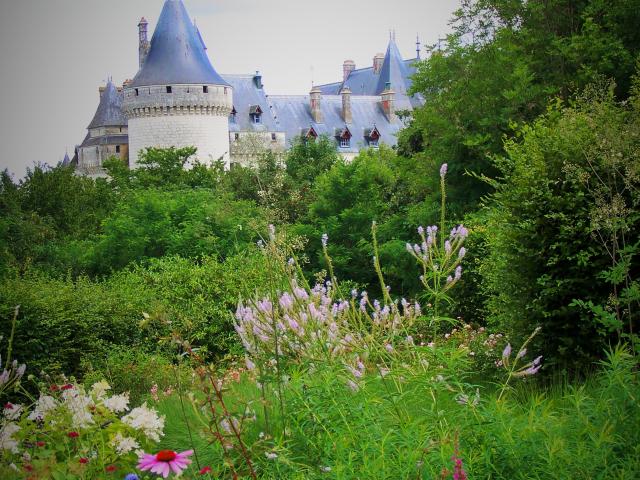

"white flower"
[90,380,111,399]
[265,451,278,459]
[111,432,140,456]
[121,403,165,442]
[27,395,57,421]
[0,423,20,453]
[103,393,130,413]
[3,404,22,421]
[62,388,94,428]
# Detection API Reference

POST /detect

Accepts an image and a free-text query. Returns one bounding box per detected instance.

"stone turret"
[123,0,233,168]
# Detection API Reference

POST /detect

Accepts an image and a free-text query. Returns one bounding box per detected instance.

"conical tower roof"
[375,38,410,95]
[61,152,71,166]
[130,0,228,87]
[88,80,126,129]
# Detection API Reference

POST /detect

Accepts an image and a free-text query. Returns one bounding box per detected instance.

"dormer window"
[249,105,263,124]
[335,126,352,148]
[230,106,237,123]
[365,126,381,148]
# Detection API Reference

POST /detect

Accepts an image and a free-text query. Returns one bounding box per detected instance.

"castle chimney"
[341,87,352,124]
[253,71,263,89]
[343,60,356,82]
[381,82,396,123]
[138,17,150,69]
[373,53,385,74]
[310,86,323,123]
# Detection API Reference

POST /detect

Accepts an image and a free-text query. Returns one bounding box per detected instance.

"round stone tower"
[123,0,233,169]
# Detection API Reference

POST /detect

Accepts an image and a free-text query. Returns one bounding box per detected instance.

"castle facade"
[70,0,423,176]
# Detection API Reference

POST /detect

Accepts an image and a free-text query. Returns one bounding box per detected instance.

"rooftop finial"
[416,34,421,59]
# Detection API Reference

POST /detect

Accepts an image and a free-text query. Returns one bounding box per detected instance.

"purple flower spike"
[502,343,512,360]
[440,163,448,178]
[321,233,329,247]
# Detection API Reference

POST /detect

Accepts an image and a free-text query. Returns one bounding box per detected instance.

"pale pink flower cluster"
[235,278,421,364]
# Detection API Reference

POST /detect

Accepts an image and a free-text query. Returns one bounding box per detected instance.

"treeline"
[1,0,639,378]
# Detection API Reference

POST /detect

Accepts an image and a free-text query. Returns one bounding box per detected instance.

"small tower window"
[234,133,240,141]
[116,145,121,153]
[271,133,277,141]
[230,106,237,123]
[166,86,172,93]
[340,137,350,148]
[203,86,208,93]
[135,88,139,96]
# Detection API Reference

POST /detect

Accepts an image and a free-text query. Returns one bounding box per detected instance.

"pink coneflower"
[138,450,193,478]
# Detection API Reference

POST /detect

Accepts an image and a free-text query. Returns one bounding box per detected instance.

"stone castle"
[67,0,424,176]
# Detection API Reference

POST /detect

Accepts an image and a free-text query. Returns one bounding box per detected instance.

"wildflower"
[321,233,329,247]
[61,383,74,390]
[440,163,448,178]
[418,225,424,235]
[79,458,89,464]
[105,464,117,473]
[27,394,57,421]
[245,357,256,371]
[265,452,278,460]
[111,433,140,456]
[150,384,159,402]
[454,266,462,281]
[268,224,276,240]
[122,403,165,442]
[502,343,512,361]
[516,348,527,360]
[68,431,80,438]
[385,344,394,353]
[90,380,111,399]
[125,475,140,480]
[445,240,452,254]
[320,465,332,472]
[346,379,359,392]
[3,403,22,421]
[138,450,193,478]
[0,423,20,453]
[36,441,45,447]
[103,393,130,413]
[458,247,466,259]
[533,355,543,366]
[199,466,212,474]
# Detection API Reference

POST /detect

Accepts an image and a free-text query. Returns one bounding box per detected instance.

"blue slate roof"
[131,0,228,87]
[87,81,126,129]
[222,74,278,132]
[316,39,423,110]
[268,95,402,153]
[81,133,129,148]
[61,152,71,166]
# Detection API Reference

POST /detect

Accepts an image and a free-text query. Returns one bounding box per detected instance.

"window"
[135,88,139,96]
[234,133,240,141]
[253,114,262,124]
[230,107,237,123]
[340,137,350,148]
[203,86,208,93]
[115,145,121,153]
[271,133,277,141]
[368,138,379,148]
[166,86,172,93]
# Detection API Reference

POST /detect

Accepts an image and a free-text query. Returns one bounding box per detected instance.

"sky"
[0,0,458,178]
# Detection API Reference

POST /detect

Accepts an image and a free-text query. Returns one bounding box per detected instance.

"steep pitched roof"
[268,94,402,153]
[87,81,126,129]
[375,38,410,95]
[131,0,228,87]
[223,74,278,132]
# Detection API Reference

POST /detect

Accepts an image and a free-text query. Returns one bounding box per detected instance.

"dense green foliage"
[1,1,640,477]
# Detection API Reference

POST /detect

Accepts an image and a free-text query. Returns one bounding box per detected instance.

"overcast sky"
[0,0,458,178]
